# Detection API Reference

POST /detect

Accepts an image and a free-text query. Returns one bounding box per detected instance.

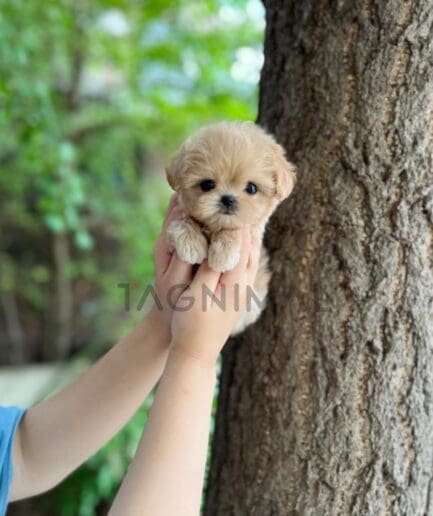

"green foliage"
[0,0,263,342]
[0,0,263,512]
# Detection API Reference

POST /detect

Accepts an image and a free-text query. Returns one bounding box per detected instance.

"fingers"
[163,196,183,233]
[154,195,183,275]
[166,253,193,286]
[153,237,173,276]
[162,194,178,231]
[191,260,222,295]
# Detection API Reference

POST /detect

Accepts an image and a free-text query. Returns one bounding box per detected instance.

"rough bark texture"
[205,1,433,514]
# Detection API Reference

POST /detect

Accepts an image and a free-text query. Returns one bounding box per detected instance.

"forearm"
[110,346,216,516]
[11,311,170,500]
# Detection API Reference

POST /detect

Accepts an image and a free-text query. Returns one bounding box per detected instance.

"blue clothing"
[0,406,24,516]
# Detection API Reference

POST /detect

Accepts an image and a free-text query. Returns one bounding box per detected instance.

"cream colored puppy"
[166,121,296,334]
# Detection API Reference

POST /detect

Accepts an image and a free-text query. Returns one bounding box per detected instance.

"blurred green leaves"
[0,0,263,512]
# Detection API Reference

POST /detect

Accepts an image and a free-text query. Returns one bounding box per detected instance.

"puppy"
[166,121,296,334]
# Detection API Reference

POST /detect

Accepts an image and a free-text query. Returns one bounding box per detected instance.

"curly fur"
[166,121,296,334]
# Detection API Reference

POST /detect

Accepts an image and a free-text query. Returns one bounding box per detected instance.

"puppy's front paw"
[208,241,240,272]
[168,219,208,264]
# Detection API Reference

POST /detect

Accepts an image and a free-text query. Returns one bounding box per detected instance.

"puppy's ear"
[272,143,297,201]
[165,147,186,192]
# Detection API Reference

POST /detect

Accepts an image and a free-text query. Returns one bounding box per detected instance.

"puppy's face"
[166,122,296,231]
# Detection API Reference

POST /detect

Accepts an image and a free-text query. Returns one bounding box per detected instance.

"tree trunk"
[205,1,433,515]
[1,290,26,364]
[44,232,73,360]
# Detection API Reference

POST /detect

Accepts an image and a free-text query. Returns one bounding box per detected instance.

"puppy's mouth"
[205,210,243,231]
[219,207,236,216]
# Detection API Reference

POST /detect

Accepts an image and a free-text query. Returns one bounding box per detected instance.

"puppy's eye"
[245,182,258,195]
[199,179,216,192]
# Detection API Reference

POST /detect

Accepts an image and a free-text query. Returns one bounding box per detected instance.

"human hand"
[170,228,260,366]
[147,195,193,336]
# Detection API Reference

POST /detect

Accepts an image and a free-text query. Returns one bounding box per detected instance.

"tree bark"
[205,1,433,515]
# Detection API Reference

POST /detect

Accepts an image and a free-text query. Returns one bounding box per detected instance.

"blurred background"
[0,0,264,514]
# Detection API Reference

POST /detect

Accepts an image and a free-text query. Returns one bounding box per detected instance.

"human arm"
[10,196,192,501]
[110,228,260,515]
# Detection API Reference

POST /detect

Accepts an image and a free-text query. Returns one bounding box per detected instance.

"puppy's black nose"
[220,195,237,209]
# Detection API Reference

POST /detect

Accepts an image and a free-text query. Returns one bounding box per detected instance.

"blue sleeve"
[0,406,25,516]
